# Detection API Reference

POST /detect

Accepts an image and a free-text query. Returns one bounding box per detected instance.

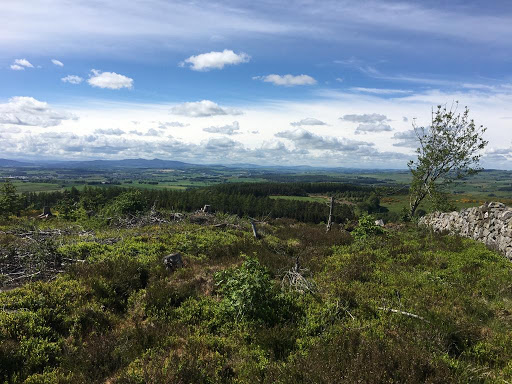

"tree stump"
[38,206,53,219]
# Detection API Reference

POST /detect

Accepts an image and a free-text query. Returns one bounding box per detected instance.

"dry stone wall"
[419,202,512,260]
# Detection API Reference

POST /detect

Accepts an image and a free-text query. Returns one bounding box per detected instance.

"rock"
[375,219,385,227]
[163,253,184,271]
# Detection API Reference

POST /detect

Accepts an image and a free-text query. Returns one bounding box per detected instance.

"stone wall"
[419,202,512,260]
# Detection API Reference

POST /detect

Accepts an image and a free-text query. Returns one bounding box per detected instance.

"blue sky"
[1,0,512,168]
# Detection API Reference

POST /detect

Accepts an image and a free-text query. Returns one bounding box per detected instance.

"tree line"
[11,183,363,224]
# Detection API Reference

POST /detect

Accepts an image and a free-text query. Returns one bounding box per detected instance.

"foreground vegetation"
[1,209,512,383]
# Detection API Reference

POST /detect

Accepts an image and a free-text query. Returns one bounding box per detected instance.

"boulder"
[163,252,184,271]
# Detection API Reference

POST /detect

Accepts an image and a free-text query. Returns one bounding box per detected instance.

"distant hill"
[0,159,34,167]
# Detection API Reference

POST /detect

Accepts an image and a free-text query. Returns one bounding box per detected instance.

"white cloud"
[158,121,189,129]
[355,123,393,134]
[170,100,243,117]
[290,117,327,127]
[129,128,162,137]
[14,59,34,68]
[87,69,133,89]
[51,59,64,67]
[61,75,83,84]
[392,129,418,147]
[275,128,372,151]
[340,113,393,134]
[181,49,250,71]
[203,121,240,135]
[0,96,76,128]
[254,74,317,86]
[340,113,389,123]
[10,59,34,70]
[350,87,412,95]
[94,128,125,135]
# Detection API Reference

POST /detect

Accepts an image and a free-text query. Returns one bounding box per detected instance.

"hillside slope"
[1,217,512,383]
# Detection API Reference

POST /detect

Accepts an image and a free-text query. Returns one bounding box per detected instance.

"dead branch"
[281,257,317,294]
[377,307,429,322]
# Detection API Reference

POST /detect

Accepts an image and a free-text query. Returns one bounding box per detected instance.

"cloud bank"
[0,97,76,127]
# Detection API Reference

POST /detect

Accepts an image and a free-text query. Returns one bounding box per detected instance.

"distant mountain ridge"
[0,157,410,172]
[0,159,35,167]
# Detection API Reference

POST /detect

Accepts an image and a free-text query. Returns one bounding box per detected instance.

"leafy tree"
[0,179,21,218]
[107,190,147,216]
[408,103,487,217]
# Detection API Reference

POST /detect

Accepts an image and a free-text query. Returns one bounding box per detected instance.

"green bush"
[351,213,384,242]
[215,255,279,324]
[106,190,148,216]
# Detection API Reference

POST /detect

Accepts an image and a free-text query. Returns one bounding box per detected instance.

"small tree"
[408,103,487,217]
[0,179,21,218]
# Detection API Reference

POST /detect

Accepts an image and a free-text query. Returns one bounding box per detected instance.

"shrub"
[351,213,384,242]
[107,190,148,216]
[215,255,279,324]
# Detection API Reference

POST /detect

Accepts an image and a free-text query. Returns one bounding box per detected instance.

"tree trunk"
[409,196,422,218]
[326,196,334,232]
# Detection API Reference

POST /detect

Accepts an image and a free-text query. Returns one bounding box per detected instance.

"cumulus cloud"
[253,74,316,86]
[170,100,243,117]
[355,123,393,134]
[203,121,240,135]
[341,113,393,135]
[204,137,242,151]
[14,59,33,68]
[129,128,162,137]
[51,59,64,67]
[340,113,389,123]
[87,69,133,89]
[10,59,34,70]
[61,75,83,84]
[275,128,372,152]
[0,96,76,127]
[158,121,189,129]
[181,49,250,71]
[290,117,327,127]
[94,128,125,135]
[392,129,418,148]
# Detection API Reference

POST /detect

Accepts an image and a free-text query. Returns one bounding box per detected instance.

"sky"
[1,0,512,168]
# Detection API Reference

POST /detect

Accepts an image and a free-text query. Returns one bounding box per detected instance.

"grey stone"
[163,252,184,271]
